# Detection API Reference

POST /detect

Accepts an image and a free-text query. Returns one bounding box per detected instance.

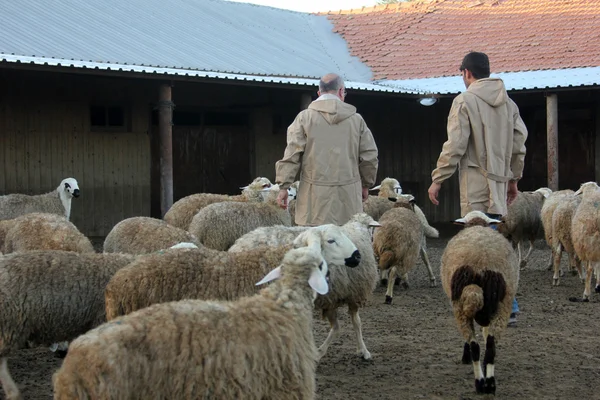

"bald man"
[275,73,379,226]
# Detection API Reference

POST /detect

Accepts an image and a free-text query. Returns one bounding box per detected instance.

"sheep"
[104,225,359,321]
[551,194,584,286]
[541,189,576,271]
[0,212,94,254]
[103,216,201,254]
[188,184,291,250]
[373,196,425,305]
[162,177,272,230]
[229,212,379,360]
[497,187,552,269]
[441,211,519,395]
[0,177,80,221]
[570,181,600,302]
[0,250,135,400]
[53,246,330,400]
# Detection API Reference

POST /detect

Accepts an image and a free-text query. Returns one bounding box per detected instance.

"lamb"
[541,189,575,271]
[497,187,552,269]
[229,212,380,360]
[188,184,291,250]
[0,251,135,400]
[104,225,360,321]
[441,211,519,395]
[103,216,201,254]
[53,246,329,400]
[0,177,80,221]
[0,212,94,254]
[570,181,600,302]
[373,196,426,305]
[163,177,272,230]
[551,194,584,286]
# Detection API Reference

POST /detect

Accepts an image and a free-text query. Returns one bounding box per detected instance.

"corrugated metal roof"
[0,54,416,93]
[378,67,600,95]
[0,0,373,82]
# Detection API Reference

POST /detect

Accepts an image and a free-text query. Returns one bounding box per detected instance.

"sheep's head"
[534,187,552,199]
[256,246,329,297]
[389,194,415,211]
[574,181,600,197]
[370,177,402,197]
[59,178,80,199]
[293,225,361,268]
[240,177,272,201]
[454,211,502,228]
[347,212,382,240]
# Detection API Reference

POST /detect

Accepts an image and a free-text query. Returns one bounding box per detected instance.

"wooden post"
[595,100,600,182]
[158,83,174,217]
[546,93,559,191]
[301,93,312,110]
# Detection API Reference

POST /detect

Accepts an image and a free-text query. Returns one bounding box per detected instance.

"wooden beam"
[158,83,174,217]
[546,93,559,191]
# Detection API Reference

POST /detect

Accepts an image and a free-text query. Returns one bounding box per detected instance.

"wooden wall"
[0,69,152,236]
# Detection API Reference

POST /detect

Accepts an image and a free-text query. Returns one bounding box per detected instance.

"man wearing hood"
[275,73,379,226]
[428,51,527,218]
[428,52,528,326]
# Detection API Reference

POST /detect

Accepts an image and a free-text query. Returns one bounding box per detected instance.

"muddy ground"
[3,232,600,400]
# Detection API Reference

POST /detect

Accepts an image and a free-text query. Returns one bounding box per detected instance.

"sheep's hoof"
[54,349,68,359]
[569,296,588,302]
[484,377,496,395]
[394,277,401,286]
[401,281,409,290]
[380,278,388,287]
[552,278,559,287]
[475,378,485,394]
[519,260,527,269]
[595,286,600,294]
[359,350,372,360]
[384,295,393,305]
[429,279,437,288]
[571,269,579,276]
[559,269,565,277]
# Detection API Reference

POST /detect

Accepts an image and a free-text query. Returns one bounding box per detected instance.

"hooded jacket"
[432,78,528,216]
[275,95,379,226]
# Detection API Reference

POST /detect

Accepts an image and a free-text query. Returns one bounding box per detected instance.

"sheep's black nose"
[345,250,361,268]
[72,189,80,198]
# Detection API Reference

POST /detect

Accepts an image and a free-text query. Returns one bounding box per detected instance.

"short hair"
[319,74,344,93]
[459,52,490,79]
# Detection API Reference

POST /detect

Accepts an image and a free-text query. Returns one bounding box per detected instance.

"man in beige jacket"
[275,73,379,226]
[428,52,528,218]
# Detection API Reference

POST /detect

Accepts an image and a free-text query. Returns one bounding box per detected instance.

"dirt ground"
[3,232,600,400]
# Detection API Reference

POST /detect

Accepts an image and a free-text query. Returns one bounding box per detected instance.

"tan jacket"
[432,78,527,217]
[275,95,379,226]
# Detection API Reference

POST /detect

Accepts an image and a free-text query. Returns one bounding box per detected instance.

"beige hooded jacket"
[275,95,379,226]
[431,78,527,216]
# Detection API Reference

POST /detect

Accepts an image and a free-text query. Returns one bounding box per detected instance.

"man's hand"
[507,181,519,206]
[362,187,369,202]
[277,189,289,210]
[428,182,441,206]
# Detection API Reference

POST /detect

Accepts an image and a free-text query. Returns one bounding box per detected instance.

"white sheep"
[54,246,330,400]
[0,250,135,400]
[497,187,552,269]
[551,194,584,286]
[540,189,576,272]
[188,184,291,250]
[229,212,379,360]
[0,212,94,254]
[0,177,80,221]
[104,225,359,321]
[571,181,600,302]
[103,216,201,254]
[162,177,272,230]
[441,211,519,396]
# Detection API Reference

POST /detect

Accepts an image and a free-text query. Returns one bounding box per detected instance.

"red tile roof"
[322,0,600,80]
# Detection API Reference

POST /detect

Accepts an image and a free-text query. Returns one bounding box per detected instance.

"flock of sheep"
[0,175,599,399]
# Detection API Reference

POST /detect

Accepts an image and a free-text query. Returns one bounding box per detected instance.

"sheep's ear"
[370,184,381,191]
[256,266,282,286]
[453,217,467,225]
[293,230,322,252]
[308,267,329,295]
[239,185,249,190]
[368,221,382,228]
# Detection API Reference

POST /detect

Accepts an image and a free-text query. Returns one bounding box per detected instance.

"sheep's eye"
[318,262,323,270]
[327,239,335,244]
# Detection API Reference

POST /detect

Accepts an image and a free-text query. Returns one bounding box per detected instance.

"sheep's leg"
[546,247,555,271]
[419,245,437,287]
[482,335,497,395]
[384,267,397,304]
[454,308,484,393]
[594,262,600,294]
[401,272,410,289]
[520,239,535,269]
[0,358,21,400]
[570,254,585,281]
[348,303,371,360]
[380,269,388,286]
[516,241,523,269]
[552,243,563,286]
[317,308,340,361]
[583,261,593,301]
